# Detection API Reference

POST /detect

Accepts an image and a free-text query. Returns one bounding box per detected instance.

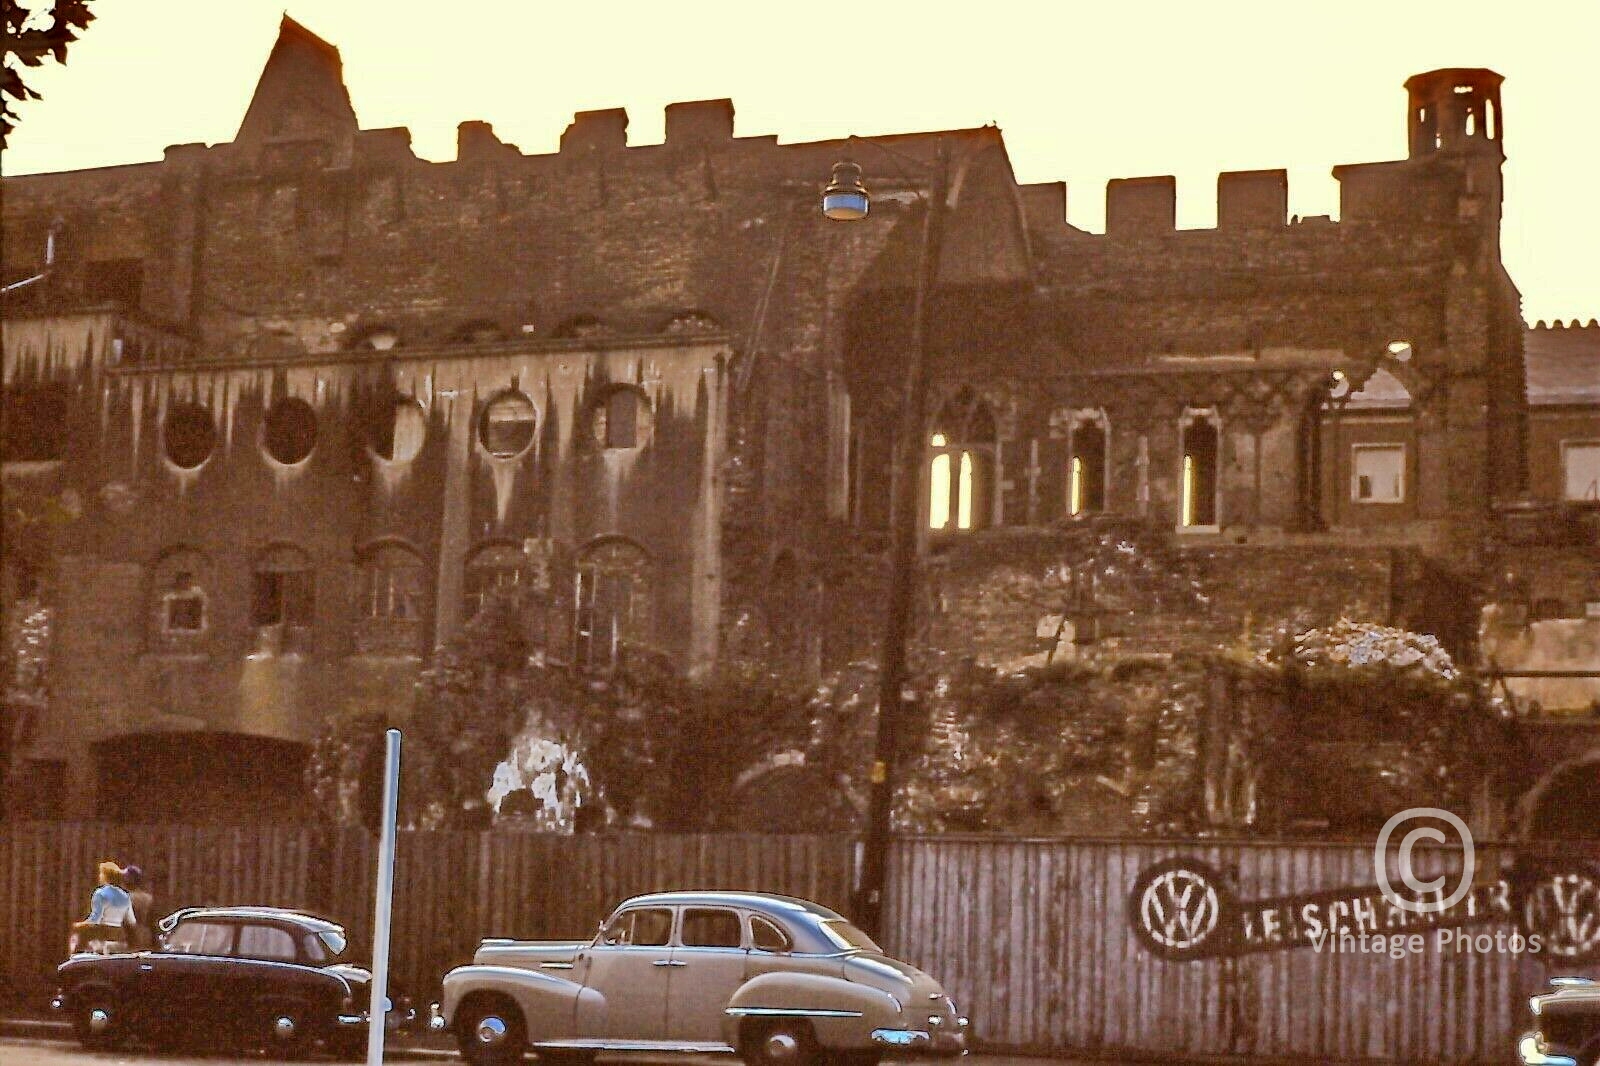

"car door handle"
[652,959,686,967]
[139,964,154,972]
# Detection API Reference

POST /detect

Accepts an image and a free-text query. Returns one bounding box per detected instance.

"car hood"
[841,952,944,1000]
[328,963,374,987]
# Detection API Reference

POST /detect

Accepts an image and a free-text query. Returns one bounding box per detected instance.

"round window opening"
[370,397,427,463]
[164,403,217,469]
[263,397,317,465]
[480,391,536,458]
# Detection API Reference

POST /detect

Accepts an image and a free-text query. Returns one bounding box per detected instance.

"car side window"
[302,933,327,963]
[681,908,743,948]
[749,915,791,953]
[601,907,673,947]
[237,924,298,962]
[165,921,234,956]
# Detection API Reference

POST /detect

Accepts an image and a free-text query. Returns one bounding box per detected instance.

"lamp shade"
[823,161,869,221]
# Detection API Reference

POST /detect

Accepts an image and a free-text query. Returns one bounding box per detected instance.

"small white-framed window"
[1351,443,1406,503]
[1562,441,1600,502]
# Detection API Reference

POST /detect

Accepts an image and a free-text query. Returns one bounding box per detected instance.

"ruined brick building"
[2,18,1595,822]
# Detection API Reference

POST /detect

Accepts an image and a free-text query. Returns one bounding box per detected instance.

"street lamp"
[822,139,951,941]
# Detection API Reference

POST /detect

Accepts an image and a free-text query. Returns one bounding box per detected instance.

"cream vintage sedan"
[432,891,968,1066]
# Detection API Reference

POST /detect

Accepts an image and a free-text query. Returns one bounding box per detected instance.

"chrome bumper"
[1519,1031,1578,1066]
[336,1002,415,1031]
[870,1017,969,1057]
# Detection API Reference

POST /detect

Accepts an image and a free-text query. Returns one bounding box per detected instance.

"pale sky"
[4,0,1595,324]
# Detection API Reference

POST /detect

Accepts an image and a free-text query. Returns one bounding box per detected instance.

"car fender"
[440,964,596,1041]
[726,970,903,1050]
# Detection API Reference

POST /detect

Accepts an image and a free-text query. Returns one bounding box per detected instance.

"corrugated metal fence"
[0,824,1575,1062]
[882,837,1574,1064]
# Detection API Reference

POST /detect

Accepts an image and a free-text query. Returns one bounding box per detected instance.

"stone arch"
[551,313,610,340]
[446,317,508,344]
[345,322,403,351]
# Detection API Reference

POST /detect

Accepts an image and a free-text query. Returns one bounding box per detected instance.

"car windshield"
[817,919,880,953]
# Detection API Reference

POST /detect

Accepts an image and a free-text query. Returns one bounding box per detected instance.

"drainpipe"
[1,217,65,294]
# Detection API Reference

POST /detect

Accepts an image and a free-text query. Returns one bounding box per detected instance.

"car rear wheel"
[456,996,527,1066]
[260,1000,313,1060]
[74,990,121,1051]
[741,1019,819,1066]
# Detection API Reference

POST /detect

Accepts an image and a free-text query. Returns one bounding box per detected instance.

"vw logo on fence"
[1128,858,1237,961]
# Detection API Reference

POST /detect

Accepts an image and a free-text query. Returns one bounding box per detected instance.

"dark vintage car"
[1522,976,1600,1066]
[52,905,411,1056]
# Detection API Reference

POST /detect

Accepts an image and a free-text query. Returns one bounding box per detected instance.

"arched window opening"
[480,391,536,458]
[447,318,507,345]
[355,542,425,656]
[252,545,314,654]
[1180,411,1221,528]
[661,310,720,334]
[927,393,997,532]
[2,385,68,462]
[1068,416,1108,516]
[574,539,651,673]
[262,398,317,465]
[465,543,530,618]
[589,386,651,450]
[369,396,427,463]
[552,314,610,340]
[164,403,217,469]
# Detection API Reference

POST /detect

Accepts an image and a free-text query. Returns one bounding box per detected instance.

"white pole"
[366,729,401,1066]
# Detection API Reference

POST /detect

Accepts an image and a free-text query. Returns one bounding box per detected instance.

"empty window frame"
[1179,410,1221,528]
[164,573,206,632]
[928,394,997,532]
[574,539,651,672]
[480,391,536,458]
[252,546,314,629]
[590,386,649,450]
[360,544,424,620]
[464,543,528,616]
[1351,443,1406,503]
[1067,412,1109,516]
[1,385,68,462]
[1562,441,1600,502]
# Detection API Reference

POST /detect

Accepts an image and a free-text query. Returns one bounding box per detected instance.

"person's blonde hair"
[97,861,125,888]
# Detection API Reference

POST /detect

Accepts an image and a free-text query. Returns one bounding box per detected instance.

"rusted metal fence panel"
[883,837,1573,1064]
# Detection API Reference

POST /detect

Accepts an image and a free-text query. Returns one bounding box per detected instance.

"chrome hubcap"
[764,1032,799,1060]
[274,1016,297,1039]
[87,1008,110,1034]
[476,1016,508,1045]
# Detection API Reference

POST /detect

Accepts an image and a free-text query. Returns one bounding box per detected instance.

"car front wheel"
[456,997,527,1066]
[741,1019,819,1066]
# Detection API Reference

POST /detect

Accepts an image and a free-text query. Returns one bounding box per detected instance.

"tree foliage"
[2,0,95,149]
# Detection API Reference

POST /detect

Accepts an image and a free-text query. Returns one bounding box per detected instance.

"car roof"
[163,906,346,934]
[617,891,847,921]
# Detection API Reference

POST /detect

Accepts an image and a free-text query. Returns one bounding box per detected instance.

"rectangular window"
[1351,443,1406,503]
[1563,441,1600,502]
[605,389,638,448]
[164,589,205,632]
[1180,418,1220,527]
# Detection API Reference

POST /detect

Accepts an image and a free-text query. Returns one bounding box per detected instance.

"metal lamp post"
[822,140,951,940]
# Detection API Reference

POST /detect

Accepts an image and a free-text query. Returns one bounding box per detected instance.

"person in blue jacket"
[69,860,133,954]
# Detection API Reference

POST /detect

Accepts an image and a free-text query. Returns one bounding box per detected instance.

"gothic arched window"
[928,392,997,531]
[573,538,651,672]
